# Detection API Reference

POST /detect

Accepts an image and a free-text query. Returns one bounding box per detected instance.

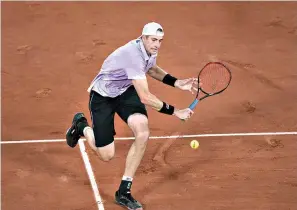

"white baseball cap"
[141,22,164,36]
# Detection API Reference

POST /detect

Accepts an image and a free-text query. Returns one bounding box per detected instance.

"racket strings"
[199,63,231,94]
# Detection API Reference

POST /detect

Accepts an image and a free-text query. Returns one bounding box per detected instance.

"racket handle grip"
[189,99,199,110]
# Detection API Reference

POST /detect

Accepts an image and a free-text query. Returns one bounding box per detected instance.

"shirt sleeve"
[125,54,147,80]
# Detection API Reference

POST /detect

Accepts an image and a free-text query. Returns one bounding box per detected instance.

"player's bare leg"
[124,114,149,177]
[115,113,148,209]
[83,126,115,161]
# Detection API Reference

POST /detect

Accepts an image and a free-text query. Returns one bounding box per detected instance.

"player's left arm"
[147,64,197,94]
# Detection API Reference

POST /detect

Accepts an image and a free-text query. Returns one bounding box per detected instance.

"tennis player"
[66,22,196,209]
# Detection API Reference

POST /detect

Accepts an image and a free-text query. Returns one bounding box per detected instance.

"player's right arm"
[132,78,164,111]
[125,53,193,120]
[132,78,193,120]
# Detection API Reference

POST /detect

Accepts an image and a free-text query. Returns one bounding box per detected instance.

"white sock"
[122,176,133,182]
[83,126,91,135]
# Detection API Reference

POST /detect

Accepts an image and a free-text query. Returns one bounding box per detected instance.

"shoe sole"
[66,125,79,148]
[66,113,86,148]
[114,199,143,210]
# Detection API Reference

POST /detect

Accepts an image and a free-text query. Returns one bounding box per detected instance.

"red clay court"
[2,2,297,210]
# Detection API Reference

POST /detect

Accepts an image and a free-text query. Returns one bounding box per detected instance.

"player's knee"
[99,152,114,162]
[95,142,115,162]
[134,129,150,149]
[135,130,150,142]
[128,113,150,143]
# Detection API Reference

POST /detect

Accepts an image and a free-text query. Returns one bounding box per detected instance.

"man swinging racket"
[66,22,197,209]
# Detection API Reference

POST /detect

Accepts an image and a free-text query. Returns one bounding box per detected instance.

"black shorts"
[89,86,148,147]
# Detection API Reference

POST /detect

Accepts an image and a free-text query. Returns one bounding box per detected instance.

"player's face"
[142,35,163,55]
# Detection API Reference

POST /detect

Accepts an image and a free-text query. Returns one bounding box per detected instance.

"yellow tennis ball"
[190,140,199,149]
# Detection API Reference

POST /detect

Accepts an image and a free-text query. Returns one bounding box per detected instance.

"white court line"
[78,140,105,210]
[1,131,297,144]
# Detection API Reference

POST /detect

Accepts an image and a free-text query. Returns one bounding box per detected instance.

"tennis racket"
[189,62,232,110]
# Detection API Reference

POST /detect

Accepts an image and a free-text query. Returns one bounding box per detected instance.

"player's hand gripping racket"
[189,62,232,110]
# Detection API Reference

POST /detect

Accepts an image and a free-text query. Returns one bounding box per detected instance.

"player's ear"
[141,35,146,42]
[143,35,150,40]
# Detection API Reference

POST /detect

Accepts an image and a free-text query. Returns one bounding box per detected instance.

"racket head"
[189,62,232,110]
[197,62,232,97]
